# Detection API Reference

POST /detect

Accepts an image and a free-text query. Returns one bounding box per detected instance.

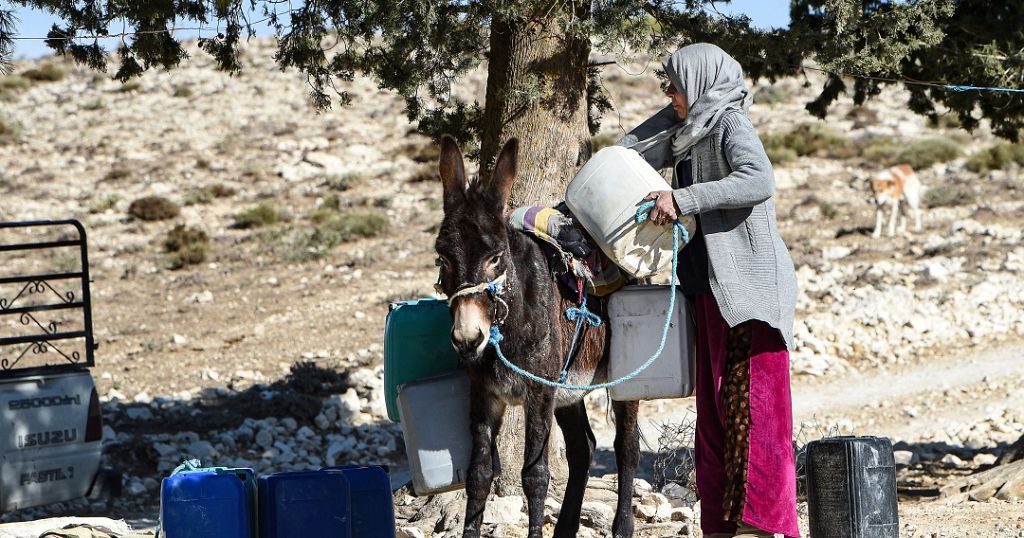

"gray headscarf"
[621,43,752,169]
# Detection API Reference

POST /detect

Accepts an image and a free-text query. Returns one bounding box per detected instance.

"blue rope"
[946,84,1024,93]
[796,64,1024,94]
[171,459,203,475]
[557,287,603,382]
[489,200,684,391]
[487,278,505,295]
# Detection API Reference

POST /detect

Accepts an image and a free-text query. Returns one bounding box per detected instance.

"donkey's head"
[434,135,519,361]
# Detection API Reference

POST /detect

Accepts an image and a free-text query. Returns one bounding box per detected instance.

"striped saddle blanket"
[508,205,625,297]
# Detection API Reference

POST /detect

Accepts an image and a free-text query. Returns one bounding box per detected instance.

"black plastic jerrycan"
[805,436,899,538]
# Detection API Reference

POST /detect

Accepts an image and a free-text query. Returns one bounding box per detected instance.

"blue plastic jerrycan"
[258,470,352,538]
[321,465,395,538]
[160,469,256,538]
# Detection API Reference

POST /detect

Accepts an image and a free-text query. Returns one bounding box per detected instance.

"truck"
[0,220,116,512]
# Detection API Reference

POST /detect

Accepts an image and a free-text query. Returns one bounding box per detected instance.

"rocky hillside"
[2,38,1023,535]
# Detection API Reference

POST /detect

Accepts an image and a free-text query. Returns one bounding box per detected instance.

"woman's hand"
[643,190,680,226]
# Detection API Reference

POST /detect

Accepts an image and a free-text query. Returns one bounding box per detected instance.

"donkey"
[433,134,640,538]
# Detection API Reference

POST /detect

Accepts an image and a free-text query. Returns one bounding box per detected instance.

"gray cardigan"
[617,109,797,349]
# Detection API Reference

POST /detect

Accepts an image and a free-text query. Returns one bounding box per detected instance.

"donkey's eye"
[486,253,503,268]
[436,255,451,269]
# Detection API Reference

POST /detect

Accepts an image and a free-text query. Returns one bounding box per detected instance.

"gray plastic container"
[397,370,472,495]
[607,285,694,401]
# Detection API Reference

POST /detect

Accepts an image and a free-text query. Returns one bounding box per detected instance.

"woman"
[617,43,800,538]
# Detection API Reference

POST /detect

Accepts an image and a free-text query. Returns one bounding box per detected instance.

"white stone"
[893,450,916,467]
[941,453,965,468]
[396,527,425,538]
[254,429,274,449]
[152,442,177,457]
[633,478,653,493]
[822,246,852,260]
[325,437,356,467]
[920,259,951,281]
[638,492,672,521]
[969,281,1001,305]
[186,441,217,462]
[972,453,998,466]
[580,501,614,529]
[482,495,524,525]
[125,406,153,420]
[126,479,147,496]
[329,389,363,421]
[634,502,657,521]
[303,151,345,171]
[187,290,214,303]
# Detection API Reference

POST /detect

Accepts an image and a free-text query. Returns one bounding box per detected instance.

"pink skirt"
[694,293,800,537]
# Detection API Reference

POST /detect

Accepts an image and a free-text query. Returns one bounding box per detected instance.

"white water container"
[565,146,696,278]
[397,370,472,495]
[608,285,695,401]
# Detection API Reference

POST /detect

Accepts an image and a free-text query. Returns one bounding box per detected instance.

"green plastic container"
[384,298,461,422]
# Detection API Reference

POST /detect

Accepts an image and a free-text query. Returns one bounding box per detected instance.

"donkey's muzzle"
[450,297,491,360]
[451,327,486,359]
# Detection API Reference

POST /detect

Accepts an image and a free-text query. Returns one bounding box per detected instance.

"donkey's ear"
[438,134,467,200]
[490,138,519,210]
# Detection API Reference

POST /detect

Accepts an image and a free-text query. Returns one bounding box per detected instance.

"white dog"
[870,164,923,238]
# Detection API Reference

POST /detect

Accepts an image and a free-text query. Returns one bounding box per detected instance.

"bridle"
[435,260,511,326]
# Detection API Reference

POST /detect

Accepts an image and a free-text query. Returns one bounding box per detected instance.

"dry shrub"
[0,119,19,145]
[325,173,363,191]
[966,143,1024,174]
[396,139,440,164]
[846,106,879,127]
[21,64,65,82]
[128,196,180,221]
[862,137,962,169]
[591,132,618,152]
[924,184,976,208]
[0,76,30,101]
[184,184,237,205]
[753,85,790,106]
[103,166,132,182]
[119,80,142,92]
[164,225,209,269]
[310,210,388,246]
[233,202,283,229]
[762,123,857,165]
[289,206,390,261]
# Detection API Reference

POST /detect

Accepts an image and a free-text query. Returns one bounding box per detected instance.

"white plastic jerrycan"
[565,146,696,278]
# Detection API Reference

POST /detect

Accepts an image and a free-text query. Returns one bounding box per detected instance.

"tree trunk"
[479,7,593,208]
[478,6,592,496]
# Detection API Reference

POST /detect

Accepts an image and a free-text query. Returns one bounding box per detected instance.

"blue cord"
[558,288,602,382]
[489,200,685,391]
[946,84,1024,93]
